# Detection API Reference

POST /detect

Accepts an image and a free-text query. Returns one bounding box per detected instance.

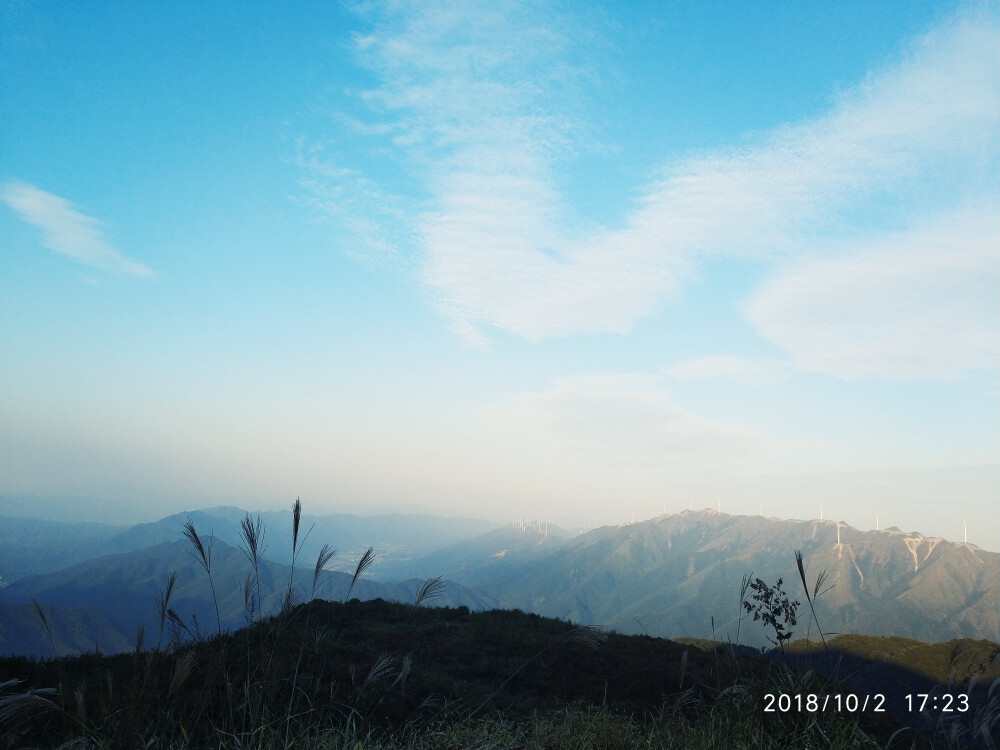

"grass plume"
[238,513,267,625]
[0,679,60,736]
[154,571,178,652]
[413,575,445,608]
[347,546,376,601]
[29,599,56,659]
[182,517,222,636]
[283,497,315,614]
[795,548,829,649]
[311,543,336,601]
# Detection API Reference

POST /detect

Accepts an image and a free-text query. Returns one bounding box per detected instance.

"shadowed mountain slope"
[0,507,500,583]
[0,517,123,582]
[390,524,570,583]
[1,538,491,657]
[426,510,998,645]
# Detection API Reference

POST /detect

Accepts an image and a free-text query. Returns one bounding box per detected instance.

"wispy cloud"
[743,204,999,381]
[310,5,998,376]
[1,181,153,277]
[665,356,789,386]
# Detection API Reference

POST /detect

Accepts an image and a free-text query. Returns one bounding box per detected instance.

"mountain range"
[413,510,998,646]
[0,506,498,582]
[1,506,996,656]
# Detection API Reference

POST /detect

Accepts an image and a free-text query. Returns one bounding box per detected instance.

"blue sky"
[2,1,997,549]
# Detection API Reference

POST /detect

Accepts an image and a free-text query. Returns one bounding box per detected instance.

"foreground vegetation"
[1,504,996,749]
[0,599,904,749]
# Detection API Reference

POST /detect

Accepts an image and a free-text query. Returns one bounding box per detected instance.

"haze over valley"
[2,1,998,552]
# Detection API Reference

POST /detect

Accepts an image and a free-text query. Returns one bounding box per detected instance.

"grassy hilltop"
[2,507,996,749]
[3,597,997,750]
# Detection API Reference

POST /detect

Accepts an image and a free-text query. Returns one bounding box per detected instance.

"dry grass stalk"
[239,513,267,624]
[0,679,60,736]
[414,575,446,607]
[168,652,196,699]
[312,543,336,601]
[347,547,376,601]
[183,517,223,636]
[155,571,178,652]
[30,598,57,658]
[795,549,828,649]
[283,497,316,614]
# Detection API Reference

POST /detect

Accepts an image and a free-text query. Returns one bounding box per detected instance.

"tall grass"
[153,571,177,652]
[8,526,998,750]
[28,600,56,659]
[183,517,223,636]
[413,575,446,608]
[238,512,267,626]
[347,545,376,601]
[282,496,315,615]
[795,548,831,649]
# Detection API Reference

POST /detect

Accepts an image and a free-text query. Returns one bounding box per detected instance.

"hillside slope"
[1,538,491,657]
[0,507,500,583]
[446,510,998,645]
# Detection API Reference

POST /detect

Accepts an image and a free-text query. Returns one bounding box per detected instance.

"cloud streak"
[1,181,153,277]
[313,5,998,378]
[743,204,999,381]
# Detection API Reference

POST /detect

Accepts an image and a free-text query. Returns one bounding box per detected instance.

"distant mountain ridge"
[401,510,999,646]
[2,507,994,656]
[0,506,500,583]
[1,536,492,657]
[0,517,124,582]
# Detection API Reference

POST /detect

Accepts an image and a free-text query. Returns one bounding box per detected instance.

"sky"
[1,1,998,550]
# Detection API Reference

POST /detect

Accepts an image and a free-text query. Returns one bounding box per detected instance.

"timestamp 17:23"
[906,693,970,713]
